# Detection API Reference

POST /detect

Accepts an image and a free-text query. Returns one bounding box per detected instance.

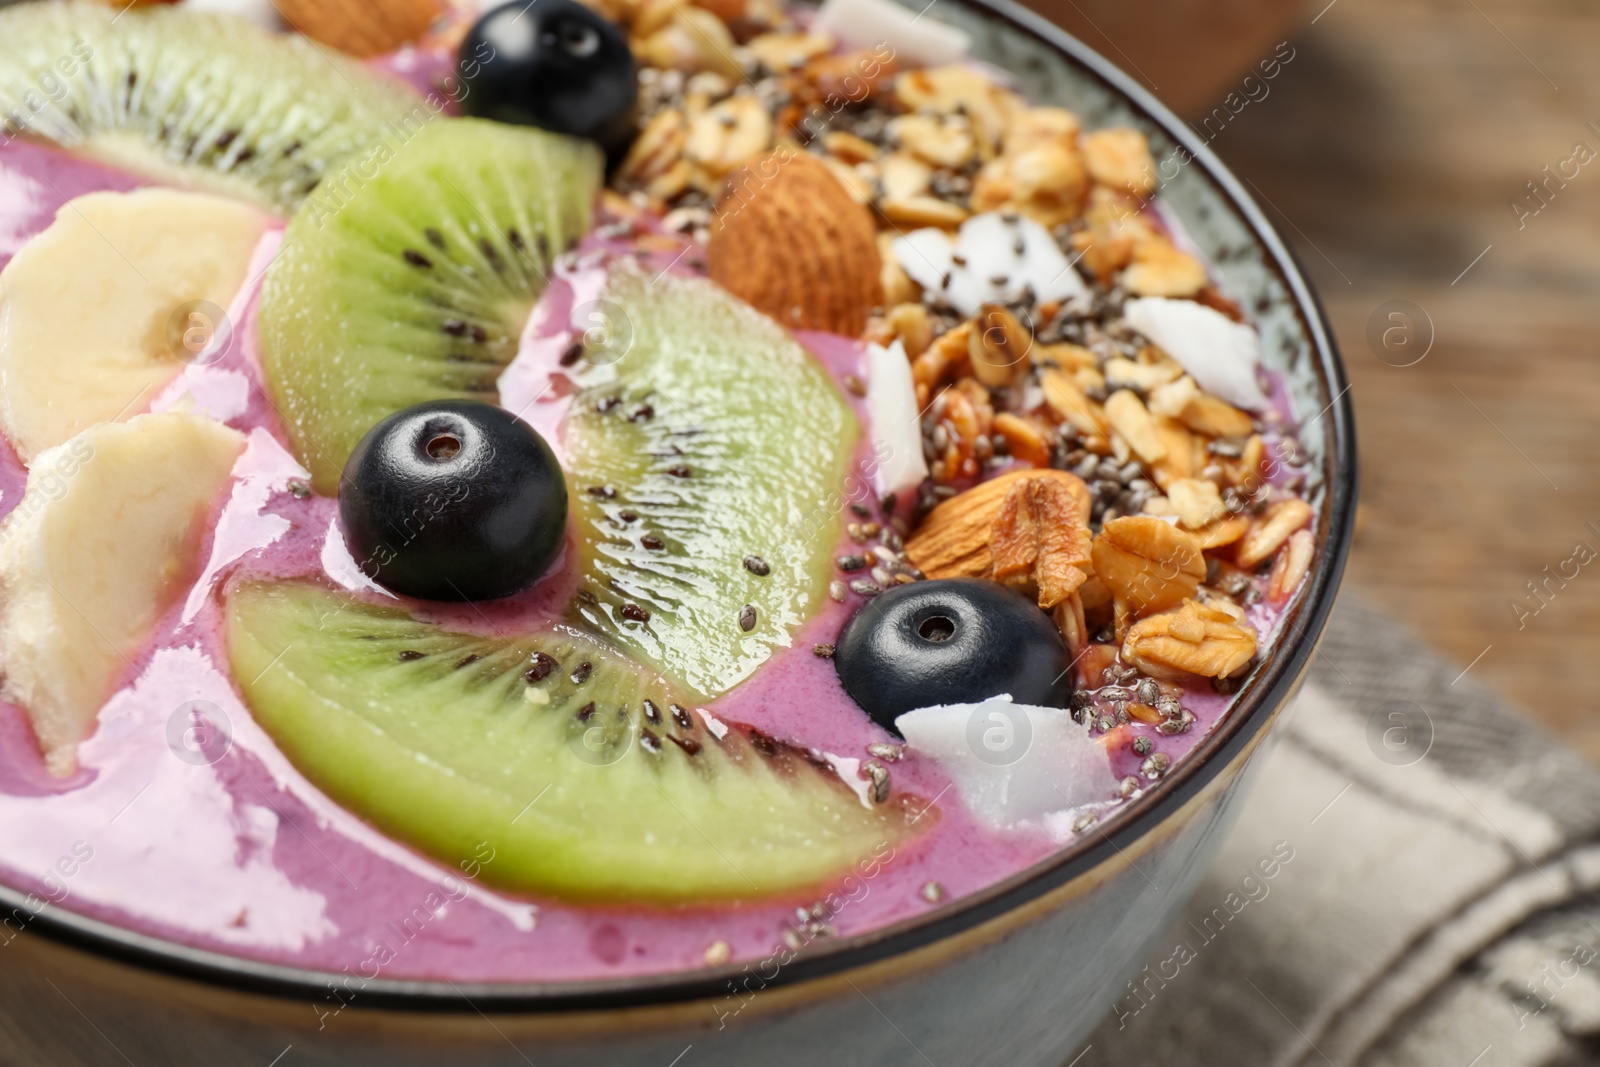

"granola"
[604,0,1322,803]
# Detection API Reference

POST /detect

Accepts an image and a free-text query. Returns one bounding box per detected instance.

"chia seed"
[743,555,771,576]
[920,881,945,903]
[286,479,311,499]
[812,643,836,658]
[641,535,665,551]
[621,604,650,623]
[1132,736,1153,756]
[849,579,882,597]
[738,604,757,632]
[1141,752,1172,779]
[523,652,559,682]
[867,742,904,762]
[829,580,848,602]
[837,554,866,571]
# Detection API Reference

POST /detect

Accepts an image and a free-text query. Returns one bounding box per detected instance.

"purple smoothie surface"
[0,138,1301,986]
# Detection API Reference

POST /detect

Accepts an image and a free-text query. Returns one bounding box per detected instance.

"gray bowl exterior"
[0,0,1355,1063]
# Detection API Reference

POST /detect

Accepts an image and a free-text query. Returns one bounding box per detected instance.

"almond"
[708,150,883,336]
[275,0,440,58]
[905,468,1092,609]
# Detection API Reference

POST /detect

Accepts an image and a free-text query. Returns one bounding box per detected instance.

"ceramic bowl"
[0,1,1355,1063]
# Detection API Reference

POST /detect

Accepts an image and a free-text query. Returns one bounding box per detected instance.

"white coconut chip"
[866,340,929,498]
[815,0,971,67]
[893,213,1090,319]
[1122,296,1271,411]
[896,694,1115,829]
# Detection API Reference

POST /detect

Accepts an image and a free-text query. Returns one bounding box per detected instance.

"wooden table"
[1183,0,1600,760]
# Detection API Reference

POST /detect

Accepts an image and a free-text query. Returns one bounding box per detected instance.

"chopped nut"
[616,108,688,188]
[1004,106,1081,154]
[823,130,881,165]
[967,303,1031,387]
[879,233,919,305]
[1236,498,1315,569]
[1034,342,1098,372]
[1090,515,1206,617]
[890,114,976,169]
[876,152,934,200]
[1042,368,1110,437]
[1083,127,1157,197]
[992,412,1052,469]
[1122,237,1209,298]
[1192,513,1251,550]
[1267,528,1315,603]
[637,8,743,79]
[1180,394,1256,438]
[1147,375,1201,419]
[895,65,1019,151]
[880,195,969,229]
[1103,390,1167,465]
[1150,417,1204,489]
[820,156,873,204]
[747,31,832,71]
[1053,592,1088,656]
[685,96,773,176]
[1123,599,1258,680]
[885,303,934,360]
[1166,478,1227,530]
[1105,355,1183,392]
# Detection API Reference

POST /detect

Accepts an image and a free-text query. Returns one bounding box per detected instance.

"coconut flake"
[893,213,1089,318]
[182,0,283,29]
[815,0,970,67]
[866,340,929,497]
[896,694,1115,829]
[1122,297,1270,411]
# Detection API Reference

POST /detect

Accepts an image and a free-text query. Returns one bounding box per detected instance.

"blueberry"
[339,401,567,601]
[834,579,1074,734]
[458,0,638,161]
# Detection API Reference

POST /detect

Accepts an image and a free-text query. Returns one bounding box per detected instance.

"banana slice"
[0,412,244,776]
[0,188,269,462]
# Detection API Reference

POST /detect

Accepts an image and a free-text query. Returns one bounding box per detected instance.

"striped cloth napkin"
[1079,596,1600,1067]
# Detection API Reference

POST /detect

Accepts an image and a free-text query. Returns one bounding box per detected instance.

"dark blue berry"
[458,0,638,161]
[339,400,567,601]
[834,578,1074,734]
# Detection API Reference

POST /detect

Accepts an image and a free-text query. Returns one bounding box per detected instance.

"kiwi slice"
[258,118,602,493]
[226,581,916,902]
[0,2,417,212]
[563,265,859,700]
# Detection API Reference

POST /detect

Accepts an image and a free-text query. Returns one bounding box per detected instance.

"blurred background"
[1029,0,1600,762]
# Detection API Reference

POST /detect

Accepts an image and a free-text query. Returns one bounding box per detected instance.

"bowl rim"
[1,0,1358,1014]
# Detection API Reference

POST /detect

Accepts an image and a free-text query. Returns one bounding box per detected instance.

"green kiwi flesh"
[258,118,603,492]
[225,580,915,903]
[563,265,859,700]
[0,1,418,212]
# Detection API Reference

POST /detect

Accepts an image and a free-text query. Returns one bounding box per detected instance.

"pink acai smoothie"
[0,134,1302,990]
